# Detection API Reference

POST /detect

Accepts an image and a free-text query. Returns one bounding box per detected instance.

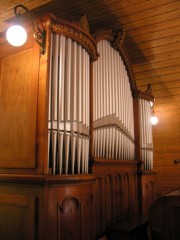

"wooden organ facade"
[0,14,156,240]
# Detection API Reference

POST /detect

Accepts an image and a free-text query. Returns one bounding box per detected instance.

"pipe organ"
[0,14,156,240]
[93,39,135,160]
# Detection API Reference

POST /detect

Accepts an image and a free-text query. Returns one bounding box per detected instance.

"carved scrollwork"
[111,28,126,51]
[43,15,98,61]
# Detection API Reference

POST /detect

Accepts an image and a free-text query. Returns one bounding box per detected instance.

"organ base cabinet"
[0,167,156,240]
[0,175,96,240]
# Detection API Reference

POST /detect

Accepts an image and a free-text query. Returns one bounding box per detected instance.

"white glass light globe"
[6,25,27,47]
[150,116,158,125]
[150,101,153,107]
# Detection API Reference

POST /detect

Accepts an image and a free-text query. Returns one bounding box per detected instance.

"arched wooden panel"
[122,173,130,218]
[105,175,113,227]
[145,181,156,215]
[129,172,138,216]
[59,197,81,240]
[93,177,103,237]
[114,174,123,222]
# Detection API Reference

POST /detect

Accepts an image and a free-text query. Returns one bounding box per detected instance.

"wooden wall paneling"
[0,194,36,240]
[0,34,40,173]
[0,20,52,175]
[0,49,36,168]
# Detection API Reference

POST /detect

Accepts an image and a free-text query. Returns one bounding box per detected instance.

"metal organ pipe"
[93,40,135,160]
[139,98,153,170]
[48,33,90,174]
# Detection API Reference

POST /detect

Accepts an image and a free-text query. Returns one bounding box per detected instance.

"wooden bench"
[106,215,149,240]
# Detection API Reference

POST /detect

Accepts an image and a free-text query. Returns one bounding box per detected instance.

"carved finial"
[74,15,90,33]
[146,83,152,94]
[111,28,126,50]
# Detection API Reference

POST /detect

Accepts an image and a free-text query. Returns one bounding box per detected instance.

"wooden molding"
[133,90,154,102]
[93,29,137,93]
[41,14,98,61]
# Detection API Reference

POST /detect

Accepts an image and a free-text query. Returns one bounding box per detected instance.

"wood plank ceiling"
[1,0,179,109]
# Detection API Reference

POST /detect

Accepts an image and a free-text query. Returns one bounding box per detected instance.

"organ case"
[0,14,156,240]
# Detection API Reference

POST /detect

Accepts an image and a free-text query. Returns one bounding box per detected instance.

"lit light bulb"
[150,101,153,107]
[150,115,158,125]
[6,25,27,47]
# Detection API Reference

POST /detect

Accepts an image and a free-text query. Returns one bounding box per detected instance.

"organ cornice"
[93,28,137,93]
[41,14,98,61]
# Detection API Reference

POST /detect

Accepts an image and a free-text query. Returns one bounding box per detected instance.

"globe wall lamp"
[6,4,46,54]
[150,105,158,125]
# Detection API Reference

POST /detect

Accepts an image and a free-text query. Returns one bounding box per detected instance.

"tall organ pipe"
[48,33,90,174]
[93,40,135,160]
[139,99,153,170]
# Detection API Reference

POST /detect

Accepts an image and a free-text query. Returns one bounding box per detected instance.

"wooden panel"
[59,197,81,240]
[0,174,96,240]
[0,47,39,169]
[93,178,103,236]
[92,160,140,238]
[106,176,113,227]
[140,173,156,215]
[45,178,95,240]
[0,194,36,240]
[114,175,122,222]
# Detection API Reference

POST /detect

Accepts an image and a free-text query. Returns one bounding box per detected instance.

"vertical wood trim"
[36,26,52,174]
[133,98,141,161]
[90,61,94,162]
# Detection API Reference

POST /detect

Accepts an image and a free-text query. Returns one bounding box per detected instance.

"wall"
[153,102,180,194]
